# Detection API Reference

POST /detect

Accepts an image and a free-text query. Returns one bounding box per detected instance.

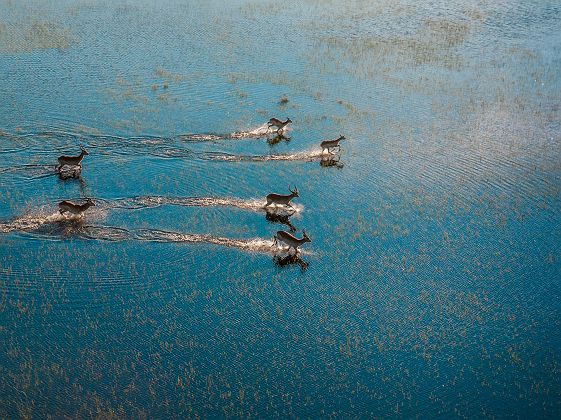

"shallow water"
[1,0,560,417]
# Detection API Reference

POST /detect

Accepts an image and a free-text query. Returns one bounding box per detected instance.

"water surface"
[1,0,560,417]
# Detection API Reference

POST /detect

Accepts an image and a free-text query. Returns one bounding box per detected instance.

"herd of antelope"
[55,117,345,256]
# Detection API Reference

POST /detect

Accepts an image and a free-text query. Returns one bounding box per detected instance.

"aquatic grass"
[0,20,75,53]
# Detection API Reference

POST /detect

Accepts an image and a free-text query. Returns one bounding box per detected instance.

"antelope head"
[80,146,89,155]
[286,117,292,124]
[86,198,96,207]
[289,185,299,197]
[302,229,311,243]
[338,135,346,141]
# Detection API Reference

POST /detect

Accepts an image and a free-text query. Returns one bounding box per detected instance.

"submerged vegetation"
[0,20,74,53]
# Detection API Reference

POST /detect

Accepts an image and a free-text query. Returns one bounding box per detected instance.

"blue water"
[1,0,560,417]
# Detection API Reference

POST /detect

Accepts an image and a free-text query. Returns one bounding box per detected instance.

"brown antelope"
[57,146,88,171]
[267,117,292,133]
[273,229,311,253]
[320,135,345,154]
[58,198,95,216]
[265,186,299,208]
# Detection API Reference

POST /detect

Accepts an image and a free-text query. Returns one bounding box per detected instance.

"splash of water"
[229,123,279,139]
[199,148,325,162]
[105,195,304,214]
[131,228,310,255]
[0,205,108,234]
[133,228,279,253]
[1,215,309,255]
[0,211,80,233]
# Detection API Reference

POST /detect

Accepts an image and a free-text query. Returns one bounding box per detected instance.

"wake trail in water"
[0,206,109,234]
[1,149,326,175]
[133,228,281,254]
[0,127,311,168]
[0,163,58,180]
[180,123,288,140]
[0,212,86,234]
[197,148,325,162]
[102,195,304,214]
[1,123,284,148]
[228,123,288,139]
[0,196,302,236]
[0,219,305,255]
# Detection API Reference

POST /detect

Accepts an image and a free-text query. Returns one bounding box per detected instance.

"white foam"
[0,204,106,234]
[230,123,290,139]
[133,229,310,255]
[205,148,325,162]
[1,217,312,256]
[0,211,78,233]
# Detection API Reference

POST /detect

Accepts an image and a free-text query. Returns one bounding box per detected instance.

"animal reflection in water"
[267,133,290,146]
[265,207,296,232]
[273,253,308,271]
[58,199,95,216]
[57,165,83,180]
[320,154,344,169]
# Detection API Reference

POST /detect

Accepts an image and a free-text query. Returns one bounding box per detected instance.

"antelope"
[320,135,345,154]
[273,229,311,253]
[58,198,95,216]
[57,146,88,171]
[265,186,299,208]
[267,117,292,133]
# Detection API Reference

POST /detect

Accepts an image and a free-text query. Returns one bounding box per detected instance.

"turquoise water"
[1,0,560,417]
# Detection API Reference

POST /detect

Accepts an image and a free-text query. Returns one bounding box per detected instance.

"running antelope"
[57,147,88,171]
[58,198,95,216]
[265,186,299,208]
[273,229,311,253]
[267,117,292,133]
[320,135,345,154]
